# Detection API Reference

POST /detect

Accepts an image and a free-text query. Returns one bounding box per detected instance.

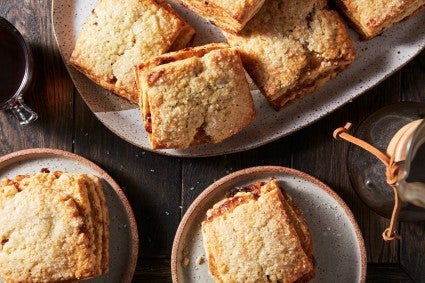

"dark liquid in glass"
[0,24,27,105]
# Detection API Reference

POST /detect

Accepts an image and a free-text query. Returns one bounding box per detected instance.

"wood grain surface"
[0,1,424,282]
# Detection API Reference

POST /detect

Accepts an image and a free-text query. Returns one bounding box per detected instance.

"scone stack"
[0,171,109,282]
[201,179,315,283]
[223,0,356,110]
[70,0,423,149]
[135,43,255,149]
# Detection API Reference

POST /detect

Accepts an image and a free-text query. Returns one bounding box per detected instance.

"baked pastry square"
[225,0,356,110]
[0,172,109,282]
[135,43,256,149]
[201,179,315,283]
[85,174,110,274]
[335,0,425,39]
[55,172,110,274]
[179,0,265,33]
[70,0,195,103]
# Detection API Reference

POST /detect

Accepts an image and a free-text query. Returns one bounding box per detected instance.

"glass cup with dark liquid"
[0,16,37,125]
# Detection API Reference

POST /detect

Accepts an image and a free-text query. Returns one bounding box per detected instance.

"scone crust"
[86,174,110,273]
[225,0,356,110]
[0,184,94,282]
[201,179,314,283]
[335,0,425,39]
[70,0,195,103]
[136,43,256,149]
[179,0,265,33]
[0,172,109,282]
[79,174,106,274]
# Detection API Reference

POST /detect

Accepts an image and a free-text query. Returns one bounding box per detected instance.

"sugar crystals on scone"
[201,179,315,282]
[70,0,195,103]
[334,0,424,39]
[135,43,256,149]
[0,171,109,282]
[225,0,356,110]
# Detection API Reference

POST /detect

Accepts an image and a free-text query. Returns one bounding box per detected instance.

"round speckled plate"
[52,0,425,157]
[171,166,366,282]
[0,148,138,283]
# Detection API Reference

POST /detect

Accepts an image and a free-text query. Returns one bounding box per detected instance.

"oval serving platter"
[0,148,138,283]
[52,0,425,157]
[171,166,367,282]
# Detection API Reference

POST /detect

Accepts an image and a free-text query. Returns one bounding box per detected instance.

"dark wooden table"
[1,1,424,282]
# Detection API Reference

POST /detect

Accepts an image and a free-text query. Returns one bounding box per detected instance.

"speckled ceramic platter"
[0,148,138,283]
[171,166,366,282]
[52,0,425,157]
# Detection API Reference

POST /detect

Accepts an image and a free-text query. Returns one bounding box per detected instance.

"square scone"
[70,0,195,104]
[135,43,256,149]
[201,179,315,282]
[225,0,356,110]
[0,172,109,282]
[179,0,265,33]
[335,0,425,39]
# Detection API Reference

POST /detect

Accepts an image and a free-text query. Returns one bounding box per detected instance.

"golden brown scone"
[0,172,109,282]
[225,0,356,110]
[179,0,265,33]
[280,189,316,282]
[334,0,425,39]
[135,43,256,149]
[70,0,195,104]
[86,174,110,273]
[11,172,103,276]
[0,184,94,282]
[201,179,315,283]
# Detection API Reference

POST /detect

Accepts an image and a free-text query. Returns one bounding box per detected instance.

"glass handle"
[10,98,38,125]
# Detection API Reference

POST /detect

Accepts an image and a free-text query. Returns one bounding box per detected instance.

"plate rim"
[171,165,367,282]
[0,148,139,283]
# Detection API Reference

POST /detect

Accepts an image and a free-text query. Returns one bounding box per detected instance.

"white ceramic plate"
[52,0,425,157]
[0,148,138,283]
[171,166,367,282]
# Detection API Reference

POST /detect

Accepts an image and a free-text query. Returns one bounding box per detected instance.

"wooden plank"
[400,221,425,283]
[367,263,414,282]
[133,257,171,282]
